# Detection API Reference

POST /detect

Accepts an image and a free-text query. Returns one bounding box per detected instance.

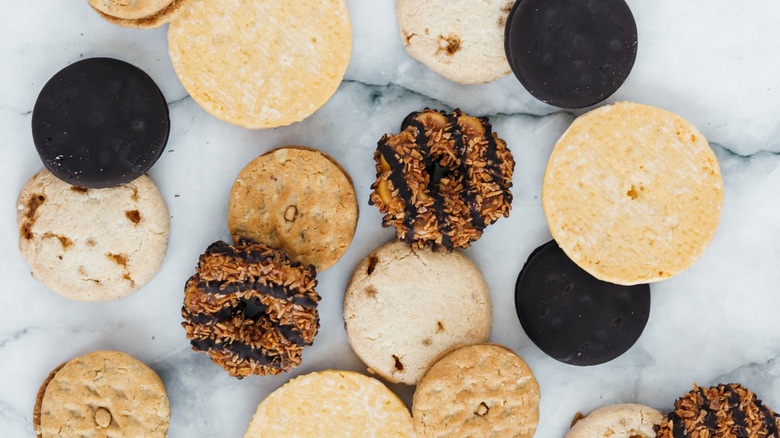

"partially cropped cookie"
[244,370,415,438]
[343,241,492,385]
[168,0,351,128]
[182,239,320,379]
[396,0,515,84]
[566,403,663,438]
[656,383,780,438]
[413,343,540,438]
[88,0,187,28]
[542,102,723,285]
[228,146,358,272]
[33,351,170,438]
[17,169,169,302]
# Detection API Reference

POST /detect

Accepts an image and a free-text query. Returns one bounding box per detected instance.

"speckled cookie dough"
[396,0,514,84]
[343,240,492,385]
[542,102,723,285]
[17,169,169,302]
[244,370,415,438]
[228,146,358,272]
[413,343,540,438]
[33,351,170,438]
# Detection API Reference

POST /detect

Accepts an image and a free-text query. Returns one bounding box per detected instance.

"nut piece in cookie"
[182,239,320,378]
[656,383,780,437]
[396,0,514,84]
[228,146,358,272]
[244,370,415,437]
[412,343,540,438]
[542,102,723,285]
[370,108,514,251]
[565,403,663,438]
[33,351,170,438]
[343,241,492,385]
[88,0,188,29]
[17,169,169,302]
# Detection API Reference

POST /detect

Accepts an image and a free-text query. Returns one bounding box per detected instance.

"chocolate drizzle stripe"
[446,112,485,232]
[725,384,750,435]
[183,309,311,346]
[197,280,318,308]
[189,337,282,368]
[483,120,512,204]
[378,140,417,244]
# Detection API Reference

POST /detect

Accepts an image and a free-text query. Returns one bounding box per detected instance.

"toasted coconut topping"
[656,383,780,438]
[369,108,514,251]
[181,239,319,379]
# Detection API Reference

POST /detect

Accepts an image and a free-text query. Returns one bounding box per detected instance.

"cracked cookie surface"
[17,169,169,301]
[343,240,491,385]
[228,146,358,272]
[33,350,170,438]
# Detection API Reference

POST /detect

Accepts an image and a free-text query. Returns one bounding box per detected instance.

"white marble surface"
[2,0,780,436]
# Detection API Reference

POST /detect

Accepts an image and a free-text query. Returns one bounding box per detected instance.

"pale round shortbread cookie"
[17,169,169,302]
[343,241,492,385]
[34,351,170,438]
[413,343,540,438]
[542,102,723,285]
[244,370,415,438]
[228,146,358,272]
[396,0,514,84]
[168,0,351,128]
[88,0,187,29]
[565,403,663,438]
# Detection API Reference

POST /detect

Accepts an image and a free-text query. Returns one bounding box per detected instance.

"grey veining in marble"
[2,1,780,437]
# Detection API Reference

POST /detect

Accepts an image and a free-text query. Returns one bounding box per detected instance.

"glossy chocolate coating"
[32,58,169,188]
[514,240,650,366]
[504,0,637,108]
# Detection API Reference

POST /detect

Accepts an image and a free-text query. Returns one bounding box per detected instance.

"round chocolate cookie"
[514,241,650,366]
[504,0,637,108]
[32,58,169,188]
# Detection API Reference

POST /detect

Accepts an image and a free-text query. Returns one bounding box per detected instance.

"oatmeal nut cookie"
[656,383,780,438]
[88,0,188,29]
[565,403,663,438]
[369,108,514,251]
[33,351,170,438]
[182,239,320,378]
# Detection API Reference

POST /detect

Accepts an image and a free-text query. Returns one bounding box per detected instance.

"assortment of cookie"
[18,0,780,437]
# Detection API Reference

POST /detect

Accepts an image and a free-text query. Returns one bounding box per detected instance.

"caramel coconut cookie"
[88,0,187,29]
[168,0,351,128]
[565,403,663,438]
[343,241,492,385]
[33,351,170,438]
[542,102,723,285]
[656,383,780,438]
[244,370,415,438]
[182,239,320,378]
[370,108,514,250]
[413,343,540,438]
[396,0,515,84]
[228,146,358,272]
[17,169,169,302]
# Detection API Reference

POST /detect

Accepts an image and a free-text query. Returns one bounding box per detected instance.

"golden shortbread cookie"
[244,370,415,438]
[228,146,358,272]
[88,0,187,29]
[396,0,514,84]
[33,351,170,438]
[565,403,663,438]
[413,343,540,438]
[344,241,492,385]
[17,169,169,302]
[168,0,352,128]
[542,102,723,285]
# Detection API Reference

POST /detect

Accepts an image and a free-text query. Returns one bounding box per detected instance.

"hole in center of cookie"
[94,407,112,428]
[242,296,268,321]
[428,162,449,185]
